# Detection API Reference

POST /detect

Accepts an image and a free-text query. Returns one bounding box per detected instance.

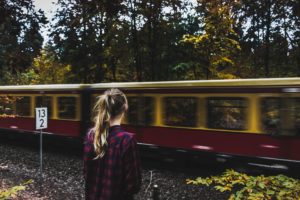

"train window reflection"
[36,96,53,118]
[207,98,247,130]
[0,96,14,115]
[127,96,154,126]
[261,98,280,135]
[58,97,77,119]
[16,96,31,117]
[163,97,197,127]
[281,98,300,136]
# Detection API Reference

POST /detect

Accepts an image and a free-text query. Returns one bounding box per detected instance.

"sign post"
[36,107,47,176]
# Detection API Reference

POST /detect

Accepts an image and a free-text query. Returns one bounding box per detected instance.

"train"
[1,78,300,167]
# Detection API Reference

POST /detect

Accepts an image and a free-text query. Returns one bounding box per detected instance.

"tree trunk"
[264,0,271,77]
[130,0,142,81]
[297,41,300,76]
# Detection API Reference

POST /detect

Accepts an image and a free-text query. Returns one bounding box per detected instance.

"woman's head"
[93,88,128,158]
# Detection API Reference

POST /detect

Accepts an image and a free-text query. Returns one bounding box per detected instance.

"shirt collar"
[109,125,122,134]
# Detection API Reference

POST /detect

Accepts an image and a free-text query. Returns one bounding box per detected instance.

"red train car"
[0,84,84,137]
[1,78,300,166]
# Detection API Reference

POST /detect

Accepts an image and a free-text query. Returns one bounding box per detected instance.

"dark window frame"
[0,95,15,115]
[207,97,248,130]
[126,96,155,126]
[35,96,53,119]
[57,96,77,120]
[15,96,31,117]
[163,96,198,127]
[261,97,300,136]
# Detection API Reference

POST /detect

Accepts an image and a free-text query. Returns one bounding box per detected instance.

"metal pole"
[40,129,43,176]
[152,184,159,200]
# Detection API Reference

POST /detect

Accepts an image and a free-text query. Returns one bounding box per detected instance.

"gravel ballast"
[0,138,229,200]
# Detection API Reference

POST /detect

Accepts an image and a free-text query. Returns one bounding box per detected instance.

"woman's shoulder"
[113,129,137,147]
[114,131,137,154]
[116,130,136,140]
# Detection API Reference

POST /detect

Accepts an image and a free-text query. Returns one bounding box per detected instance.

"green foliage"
[50,0,130,83]
[0,180,33,200]
[0,46,71,85]
[0,70,37,85]
[187,169,300,200]
[0,0,46,79]
[1,0,300,83]
[49,0,199,82]
[29,47,71,84]
[181,0,241,79]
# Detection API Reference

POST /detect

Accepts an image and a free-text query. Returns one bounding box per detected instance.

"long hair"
[93,88,128,159]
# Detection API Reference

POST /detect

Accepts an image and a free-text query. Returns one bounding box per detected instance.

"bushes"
[0,180,32,200]
[187,169,300,200]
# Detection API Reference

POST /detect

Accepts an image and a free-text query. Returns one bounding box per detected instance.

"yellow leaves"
[3,48,72,85]
[186,169,300,200]
[0,180,33,200]
[231,179,244,185]
[186,179,198,185]
[30,49,72,84]
[186,177,212,186]
[181,34,210,50]
[215,185,232,192]
[180,1,241,80]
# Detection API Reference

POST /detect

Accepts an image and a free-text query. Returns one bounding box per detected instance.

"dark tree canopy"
[0,0,46,83]
[1,0,300,85]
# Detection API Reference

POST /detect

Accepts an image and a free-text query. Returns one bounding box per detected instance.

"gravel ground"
[0,137,229,200]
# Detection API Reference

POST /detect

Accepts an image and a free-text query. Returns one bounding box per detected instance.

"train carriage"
[0,84,84,137]
[1,78,300,165]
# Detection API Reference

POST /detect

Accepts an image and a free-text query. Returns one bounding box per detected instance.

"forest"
[0,0,300,84]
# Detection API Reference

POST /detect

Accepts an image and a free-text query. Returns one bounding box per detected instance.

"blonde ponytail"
[93,89,128,159]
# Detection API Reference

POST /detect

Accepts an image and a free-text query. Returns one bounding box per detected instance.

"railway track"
[0,131,299,200]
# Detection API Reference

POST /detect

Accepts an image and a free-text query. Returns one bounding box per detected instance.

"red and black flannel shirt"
[83,125,142,200]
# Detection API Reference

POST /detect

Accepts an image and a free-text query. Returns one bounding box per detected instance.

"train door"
[126,94,155,143]
[125,95,140,138]
[261,96,300,161]
[279,97,300,161]
[260,97,289,159]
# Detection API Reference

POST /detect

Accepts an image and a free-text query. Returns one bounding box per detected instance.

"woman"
[83,89,141,200]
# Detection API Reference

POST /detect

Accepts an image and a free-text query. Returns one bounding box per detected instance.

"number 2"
[40,119,44,128]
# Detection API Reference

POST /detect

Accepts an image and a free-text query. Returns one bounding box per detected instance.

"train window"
[127,96,154,126]
[58,97,77,119]
[35,96,53,118]
[281,98,300,136]
[163,97,197,127]
[207,98,247,130]
[0,96,14,115]
[261,98,281,135]
[15,96,31,117]
[262,97,300,136]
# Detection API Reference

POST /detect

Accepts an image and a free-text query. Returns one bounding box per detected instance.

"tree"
[50,0,127,83]
[0,46,71,85]
[182,0,241,79]
[129,0,191,81]
[239,0,297,78]
[30,46,71,84]
[0,0,46,82]
[291,0,300,75]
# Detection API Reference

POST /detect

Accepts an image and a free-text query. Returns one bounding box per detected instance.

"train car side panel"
[126,125,300,162]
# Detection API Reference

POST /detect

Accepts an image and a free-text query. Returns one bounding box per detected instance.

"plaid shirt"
[83,125,142,200]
